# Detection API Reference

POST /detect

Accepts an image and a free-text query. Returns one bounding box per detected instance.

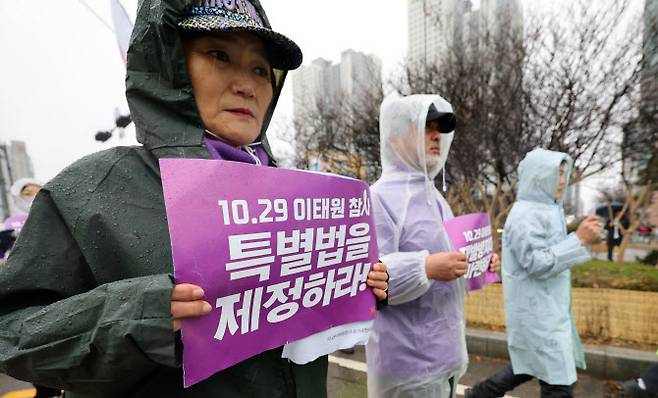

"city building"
[641,0,658,229]
[407,0,522,65]
[292,50,382,177]
[408,0,458,65]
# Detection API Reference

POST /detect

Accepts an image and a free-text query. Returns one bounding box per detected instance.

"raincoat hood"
[367,94,466,397]
[379,94,455,179]
[9,178,41,198]
[0,2,329,396]
[9,177,42,215]
[517,148,573,205]
[125,0,289,160]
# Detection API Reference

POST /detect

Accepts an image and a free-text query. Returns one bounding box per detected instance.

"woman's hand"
[171,283,212,332]
[489,253,500,273]
[367,262,389,301]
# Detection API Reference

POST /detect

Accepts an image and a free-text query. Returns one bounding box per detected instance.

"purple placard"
[3,215,27,233]
[160,159,378,387]
[443,212,500,291]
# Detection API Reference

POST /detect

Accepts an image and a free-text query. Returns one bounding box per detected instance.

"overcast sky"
[0,0,644,213]
[0,0,408,183]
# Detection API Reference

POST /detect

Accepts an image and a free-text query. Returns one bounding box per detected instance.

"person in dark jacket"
[623,363,658,398]
[0,1,388,397]
[605,214,630,261]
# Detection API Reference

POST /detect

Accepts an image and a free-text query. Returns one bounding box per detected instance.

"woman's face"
[20,184,41,200]
[183,31,274,146]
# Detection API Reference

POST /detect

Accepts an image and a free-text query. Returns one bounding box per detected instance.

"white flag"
[110,0,133,64]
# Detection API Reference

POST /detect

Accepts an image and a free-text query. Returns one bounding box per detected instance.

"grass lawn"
[571,260,658,292]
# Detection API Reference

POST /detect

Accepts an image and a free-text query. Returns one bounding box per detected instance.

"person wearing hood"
[0,1,388,397]
[1,178,42,260]
[9,178,42,216]
[465,149,600,398]
[4,180,64,398]
[3,180,62,398]
[366,94,500,398]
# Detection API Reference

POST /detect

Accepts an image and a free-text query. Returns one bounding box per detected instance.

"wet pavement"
[327,346,629,397]
[1,348,629,397]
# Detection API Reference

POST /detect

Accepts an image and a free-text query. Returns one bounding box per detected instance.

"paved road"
[1,349,627,398]
[327,347,627,397]
[0,374,33,398]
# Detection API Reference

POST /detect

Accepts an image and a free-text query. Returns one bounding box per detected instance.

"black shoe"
[464,387,475,398]
[622,379,653,398]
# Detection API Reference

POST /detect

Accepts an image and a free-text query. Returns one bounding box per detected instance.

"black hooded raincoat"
[0,1,327,397]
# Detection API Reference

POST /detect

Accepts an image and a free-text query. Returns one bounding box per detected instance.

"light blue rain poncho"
[503,148,591,386]
[366,94,467,398]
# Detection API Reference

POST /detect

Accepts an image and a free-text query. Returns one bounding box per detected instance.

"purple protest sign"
[3,215,27,233]
[160,159,378,387]
[443,212,500,291]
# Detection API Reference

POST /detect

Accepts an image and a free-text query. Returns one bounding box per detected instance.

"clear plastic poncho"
[366,94,467,398]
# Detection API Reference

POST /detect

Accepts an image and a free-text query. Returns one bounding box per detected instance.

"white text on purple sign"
[225,223,370,281]
[462,225,492,242]
[214,263,371,340]
[459,225,493,279]
[216,190,371,226]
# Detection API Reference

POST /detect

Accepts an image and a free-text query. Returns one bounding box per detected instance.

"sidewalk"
[466,328,657,381]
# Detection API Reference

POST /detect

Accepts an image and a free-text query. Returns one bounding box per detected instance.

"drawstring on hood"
[242,144,263,166]
[442,168,447,192]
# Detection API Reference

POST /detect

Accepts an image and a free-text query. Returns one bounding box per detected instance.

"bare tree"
[292,0,656,254]
[392,0,654,250]
[599,153,658,263]
[294,61,383,183]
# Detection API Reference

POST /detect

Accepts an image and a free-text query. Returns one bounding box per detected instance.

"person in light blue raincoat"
[366,93,500,398]
[466,148,601,398]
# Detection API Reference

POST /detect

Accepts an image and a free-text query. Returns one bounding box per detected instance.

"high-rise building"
[623,0,657,183]
[640,0,658,229]
[292,50,382,177]
[7,140,34,182]
[292,51,381,113]
[0,146,12,220]
[408,0,458,65]
[408,0,522,66]
[292,58,334,123]
[640,0,657,155]
[340,50,382,100]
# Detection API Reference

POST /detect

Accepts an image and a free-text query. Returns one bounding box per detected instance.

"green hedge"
[572,261,658,292]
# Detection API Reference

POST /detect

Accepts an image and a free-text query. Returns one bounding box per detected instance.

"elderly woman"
[0,1,387,397]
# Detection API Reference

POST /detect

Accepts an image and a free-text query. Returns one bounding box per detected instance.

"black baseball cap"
[426,104,457,134]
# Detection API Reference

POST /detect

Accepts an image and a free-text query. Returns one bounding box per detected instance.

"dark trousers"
[640,363,658,395]
[469,365,574,398]
[34,384,61,398]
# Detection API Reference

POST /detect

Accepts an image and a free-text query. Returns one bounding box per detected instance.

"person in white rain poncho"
[9,178,42,216]
[366,94,499,398]
[465,149,601,398]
